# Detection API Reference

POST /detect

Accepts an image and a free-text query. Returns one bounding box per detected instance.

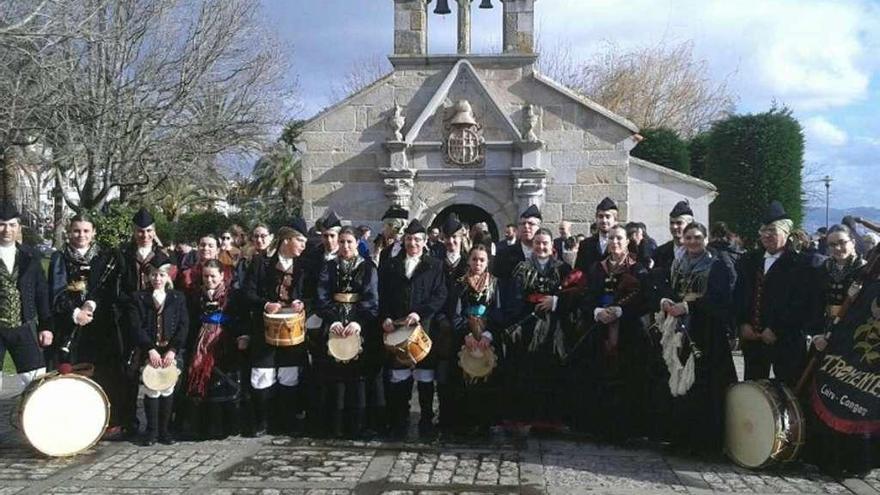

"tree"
[688,132,711,179]
[539,40,736,139]
[706,107,805,242]
[632,128,690,174]
[29,0,294,212]
[327,55,391,103]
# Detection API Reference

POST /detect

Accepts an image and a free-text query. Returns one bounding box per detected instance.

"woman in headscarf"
[656,222,736,454]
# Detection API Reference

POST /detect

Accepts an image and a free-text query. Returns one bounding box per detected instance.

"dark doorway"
[430,204,499,242]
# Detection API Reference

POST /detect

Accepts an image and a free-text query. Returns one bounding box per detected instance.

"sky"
[259,0,880,209]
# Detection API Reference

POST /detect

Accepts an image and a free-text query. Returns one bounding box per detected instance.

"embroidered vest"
[0,262,22,328]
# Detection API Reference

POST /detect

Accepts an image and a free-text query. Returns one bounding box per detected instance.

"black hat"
[0,202,20,221]
[441,214,464,236]
[596,197,618,213]
[404,219,426,235]
[520,204,542,220]
[289,216,308,236]
[132,207,155,228]
[148,256,173,272]
[762,200,790,224]
[323,210,342,231]
[382,205,409,221]
[669,200,694,218]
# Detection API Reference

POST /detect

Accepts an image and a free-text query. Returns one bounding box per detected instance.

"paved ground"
[0,355,876,495]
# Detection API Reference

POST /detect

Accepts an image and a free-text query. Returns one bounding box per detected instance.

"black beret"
[596,197,618,212]
[323,210,342,230]
[669,200,694,218]
[382,205,409,221]
[404,219,426,235]
[762,200,790,224]
[520,204,542,220]
[132,207,155,228]
[441,214,464,236]
[289,216,309,236]
[0,202,20,221]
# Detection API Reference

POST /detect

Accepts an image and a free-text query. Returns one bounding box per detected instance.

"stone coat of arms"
[443,100,485,167]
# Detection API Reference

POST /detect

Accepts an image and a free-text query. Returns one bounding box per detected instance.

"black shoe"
[418,418,436,439]
[158,435,176,446]
[139,435,156,447]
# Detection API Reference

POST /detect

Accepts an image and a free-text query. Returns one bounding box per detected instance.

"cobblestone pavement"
[0,367,877,494]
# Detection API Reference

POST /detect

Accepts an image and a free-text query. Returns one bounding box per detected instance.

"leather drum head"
[458,347,496,378]
[142,365,181,392]
[725,381,776,468]
[328,334,362,362]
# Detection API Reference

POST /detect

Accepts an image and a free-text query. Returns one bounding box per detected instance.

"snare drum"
[264,309,306,346]
[19,373,109,457]
[328,333,363,363]
[725,379,806,469]
[383,324,432,367]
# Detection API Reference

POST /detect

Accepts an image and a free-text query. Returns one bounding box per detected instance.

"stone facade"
[298,0,715,236]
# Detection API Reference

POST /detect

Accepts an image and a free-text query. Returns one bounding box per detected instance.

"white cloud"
[804,116,849,146]
[518,0,880,112]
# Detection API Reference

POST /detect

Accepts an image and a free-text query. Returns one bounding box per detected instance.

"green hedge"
[632,127,691,174]
[706,107,804,242]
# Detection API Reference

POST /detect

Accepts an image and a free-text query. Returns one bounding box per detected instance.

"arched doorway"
[430,204,499,241]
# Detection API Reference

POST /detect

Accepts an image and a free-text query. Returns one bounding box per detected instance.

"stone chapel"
[298,0,717,242]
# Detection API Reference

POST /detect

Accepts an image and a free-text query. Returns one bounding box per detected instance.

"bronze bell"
[479,0,494,8]
[434,0,452,14]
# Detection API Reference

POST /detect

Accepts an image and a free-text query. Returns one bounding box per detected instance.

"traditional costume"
[574,197,618,273]
[378,219,447,438]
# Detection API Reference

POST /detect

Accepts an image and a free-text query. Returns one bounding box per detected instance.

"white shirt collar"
[674,243,687,260]
[324,250,337,261]
[404,254,420,279]
[136,245,153,260]
[521,243,533,259]
[0,244,16,272]
[152,289,166,307]
[764,250,782,259]
[446,251,460,265]
[278,255,294,271]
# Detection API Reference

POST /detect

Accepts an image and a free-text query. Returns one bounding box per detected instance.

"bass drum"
[19,373,109,457]
[725,379,805,469]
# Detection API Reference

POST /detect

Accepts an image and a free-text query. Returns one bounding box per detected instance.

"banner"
[811,280,880,435]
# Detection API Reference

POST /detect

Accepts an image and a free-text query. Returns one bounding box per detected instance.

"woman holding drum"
[656,222,736,453]
[243,219,309,436]
[447,244,500,436]
[129,258,188,446]
[315,226,379,438]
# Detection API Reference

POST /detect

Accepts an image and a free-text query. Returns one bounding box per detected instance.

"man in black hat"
[733,200,811,386]
[574,197,619,273]
[301,210,342,435]
[0,202,53,389]
[494,204,542,280]
[114,206,173,437]
[431,214,469,432]
[647,200,698,305]
[243,217,310,436]
[379,219,447,438]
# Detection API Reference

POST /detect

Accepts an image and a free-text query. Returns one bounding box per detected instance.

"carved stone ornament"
[443,100,485,167]
[379,168,416,209]
[524,104,540,142]
[388,104,405,142]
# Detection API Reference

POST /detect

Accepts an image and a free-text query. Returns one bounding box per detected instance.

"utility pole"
[822,175,833,229]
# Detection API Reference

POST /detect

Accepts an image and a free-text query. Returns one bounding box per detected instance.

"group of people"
[0,195,877,478]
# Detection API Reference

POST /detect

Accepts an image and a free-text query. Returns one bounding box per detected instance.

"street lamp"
[822,175,833,229]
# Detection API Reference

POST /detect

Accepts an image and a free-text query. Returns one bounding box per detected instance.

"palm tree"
[248,142,302,214]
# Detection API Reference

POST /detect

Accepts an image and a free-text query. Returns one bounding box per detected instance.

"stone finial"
[524,104,540,142]
[394,0,429,56]
[388,104,406,142]
[501,0,536,54]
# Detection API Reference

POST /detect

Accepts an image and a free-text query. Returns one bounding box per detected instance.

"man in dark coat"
[734,201,810,386]
[0,203,53,387]
[494,205,542,280]
[379,219,447,438]
[432,214,469,431]
[114,207,173,436]
[626,222,658,268]
[652,200,694,285]
[553,221,572,260]
[574,197,619,273]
